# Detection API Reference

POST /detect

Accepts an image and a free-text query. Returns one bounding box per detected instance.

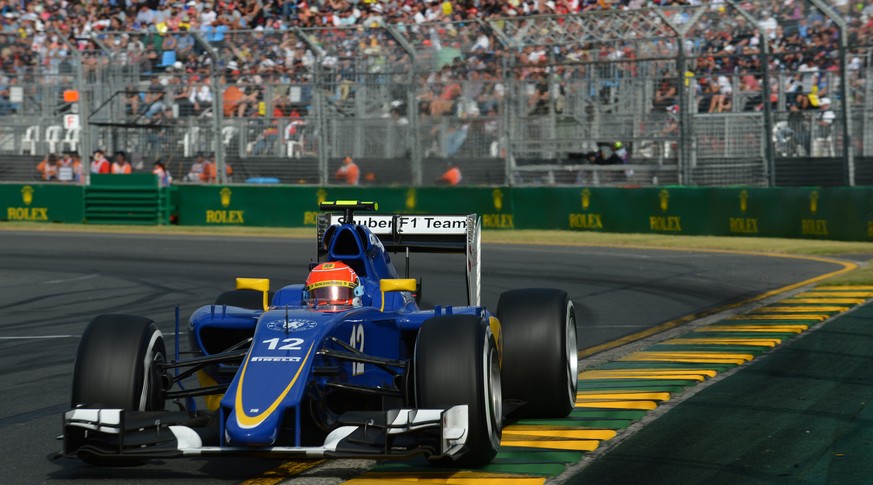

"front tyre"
[70,314,166,466]
[498,289,578,418]
[414,315,501,466]
[71,314,166,411]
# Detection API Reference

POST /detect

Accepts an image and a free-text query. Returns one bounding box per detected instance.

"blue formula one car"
[62,201,578,467]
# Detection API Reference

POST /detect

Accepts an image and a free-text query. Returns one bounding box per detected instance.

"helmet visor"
[308,285,354,309]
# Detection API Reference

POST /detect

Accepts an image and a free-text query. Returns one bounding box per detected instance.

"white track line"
[43,274,99,284]
[0,335,80,339]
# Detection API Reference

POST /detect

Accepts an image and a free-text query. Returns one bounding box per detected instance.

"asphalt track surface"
[0,230,845,484]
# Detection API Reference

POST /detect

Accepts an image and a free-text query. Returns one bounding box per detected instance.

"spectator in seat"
[56,152,83,183]
[153,159,172,187]
[786,102,810,156]
[36,154,59,181]
[111,151,132,174]
[124,83,142,116]
[222,77,258,117]
[187,76,213,115]
[252,119,280,156]
[202,155,218,183]
[176,27,195,59]
[335,155,360,185]
[436,162,462,185]
[653,78,677,112]
[186,152,206,182]
[143,76,166,118]
[90,149,110,174]
[441,122,469,157]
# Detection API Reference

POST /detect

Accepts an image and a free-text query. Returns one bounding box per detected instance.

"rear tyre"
[71,314,166,466]
[414,315,501,467]
[497,289,578,418]
[214,289,273,310]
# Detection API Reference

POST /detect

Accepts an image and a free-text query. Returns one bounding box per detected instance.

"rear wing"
[316,210,481,307]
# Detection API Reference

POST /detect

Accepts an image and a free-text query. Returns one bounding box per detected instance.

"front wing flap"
[62,405,469,461]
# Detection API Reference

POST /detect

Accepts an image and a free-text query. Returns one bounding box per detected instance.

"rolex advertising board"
[0,184,84,223]
[11,182,873,242]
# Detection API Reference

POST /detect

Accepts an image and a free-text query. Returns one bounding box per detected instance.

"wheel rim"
[566,302,578,408]
[482,323,502,451]
[486,344,502,449]
[139,330,165,411]
[148,350,166,410]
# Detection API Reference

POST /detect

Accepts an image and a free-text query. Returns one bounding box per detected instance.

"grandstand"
[0,0,871,186]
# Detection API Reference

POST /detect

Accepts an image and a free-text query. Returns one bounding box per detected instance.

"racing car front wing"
[62,405,469,462]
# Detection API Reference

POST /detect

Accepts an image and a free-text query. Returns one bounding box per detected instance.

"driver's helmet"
[304,262,362,312]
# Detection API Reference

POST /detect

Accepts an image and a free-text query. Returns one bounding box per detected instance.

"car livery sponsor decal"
[266,319,318,332]
[368,232,384,250]
[329,214,467,235]
[251,356,302,363]
[349,324,365,375]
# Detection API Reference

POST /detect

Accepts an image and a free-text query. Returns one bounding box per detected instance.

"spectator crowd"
[1,0,871,181]
[2,1,870,113]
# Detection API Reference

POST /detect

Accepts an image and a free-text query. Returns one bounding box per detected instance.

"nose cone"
[225,408,282,447]
[220,309,333,447]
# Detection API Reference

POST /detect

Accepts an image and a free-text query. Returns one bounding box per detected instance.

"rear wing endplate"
[317,212,481,307]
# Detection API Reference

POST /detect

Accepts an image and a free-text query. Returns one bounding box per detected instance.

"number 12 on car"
[350,324,365,376]
[262,338,305,351]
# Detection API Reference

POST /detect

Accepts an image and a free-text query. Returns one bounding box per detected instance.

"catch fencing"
[0,1,871,187]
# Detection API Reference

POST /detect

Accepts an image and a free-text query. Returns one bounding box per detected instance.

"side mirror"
[380,279,417,293]
[236,277,270,311]
[379,278,417,311]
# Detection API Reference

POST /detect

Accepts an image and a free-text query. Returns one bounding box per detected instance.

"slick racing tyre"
[72,314,166,411]
[414,315,502,466]
[214,289,273,310]
[71,314,166,466]
[497,289,578,418]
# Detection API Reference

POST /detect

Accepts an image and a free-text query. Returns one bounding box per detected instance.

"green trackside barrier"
[178,185,315,226]
[85,174,171,225]
[512,186,873,241]
[171,185,873,242]
[177,186,510,228]
[777,187,873,241]
[705,187,826,239]
[0,183,84,223]
[512,187,712,234]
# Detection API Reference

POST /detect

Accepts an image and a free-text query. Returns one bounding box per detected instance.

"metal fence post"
[727,0,775,186]
[293,28,328,185]
[192,32,226,184]
[483,18,514,186]
[652,8,688,185]
[55,30,91,182]
[384,25,420,186]
[809,0,853,185]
